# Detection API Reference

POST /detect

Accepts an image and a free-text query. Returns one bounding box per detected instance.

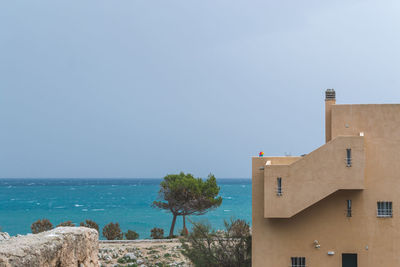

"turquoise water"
[0,178,251,239]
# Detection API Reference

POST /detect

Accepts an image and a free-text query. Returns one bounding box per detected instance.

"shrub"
[180,228,188,237]
[79,219,99,232]
[117,254,137,264]
[103,222,123,240]
[150,227,164,239]
[227,218,250,237]
[125,230,139,240]
[180,218,251,267]
[190,221,212,238]
[57,221,75,227]
[31,219,53,234]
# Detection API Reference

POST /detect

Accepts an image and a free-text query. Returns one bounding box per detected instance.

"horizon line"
[0,177,251,179]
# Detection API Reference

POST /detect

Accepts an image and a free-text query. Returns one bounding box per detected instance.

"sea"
[0,178,251,239]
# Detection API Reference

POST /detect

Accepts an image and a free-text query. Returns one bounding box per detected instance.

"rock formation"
[0,233,10,242]
[0,227,98,267]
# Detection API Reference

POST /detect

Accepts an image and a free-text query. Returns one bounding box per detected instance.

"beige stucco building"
[252,89,400,267]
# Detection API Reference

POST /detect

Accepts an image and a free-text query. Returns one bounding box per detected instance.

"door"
[342,253,357,267]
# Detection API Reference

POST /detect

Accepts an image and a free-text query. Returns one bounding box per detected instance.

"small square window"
[377,201,392,218]
[291,257,306,267]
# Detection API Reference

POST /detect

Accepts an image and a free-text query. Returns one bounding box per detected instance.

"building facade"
[252,90,400,267]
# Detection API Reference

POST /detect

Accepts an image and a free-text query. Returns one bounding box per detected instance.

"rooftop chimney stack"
[325,89,336,143]
[325,89,336,101]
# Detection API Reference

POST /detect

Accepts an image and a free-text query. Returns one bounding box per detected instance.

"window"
[377,201,392,217]
[347,200,352,217]
[277,177,282,196]
[291,257,306,267]
[346,148,352,167]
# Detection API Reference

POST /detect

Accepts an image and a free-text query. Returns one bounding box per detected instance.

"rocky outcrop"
[0,227,98,267]
[98,241,191,267]
[0,233,10,242]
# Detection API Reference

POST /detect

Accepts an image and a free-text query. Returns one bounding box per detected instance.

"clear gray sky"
[1,0,400,178]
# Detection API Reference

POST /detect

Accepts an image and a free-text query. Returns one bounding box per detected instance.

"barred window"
[377,201,392,218]
[277,177,282,196]
[346,148,352,167]
[291,257,306,267]
[347,200,352,217]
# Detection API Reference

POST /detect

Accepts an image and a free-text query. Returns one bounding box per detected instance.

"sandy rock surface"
[99,240,192,267]
[0,227,98,267]
[0,233,10,242]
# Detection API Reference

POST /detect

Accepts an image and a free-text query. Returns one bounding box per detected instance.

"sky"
[1,0,400,178]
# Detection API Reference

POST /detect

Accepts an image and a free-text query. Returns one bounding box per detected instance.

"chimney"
[325,89,336,143]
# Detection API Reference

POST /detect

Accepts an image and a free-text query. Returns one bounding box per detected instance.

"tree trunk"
[169,214,178,238]
[183,215,188,236]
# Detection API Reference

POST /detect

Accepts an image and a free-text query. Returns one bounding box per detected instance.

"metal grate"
[325,89,336,100]
[347,200,352,217]
[277,177,282,196]
[291,257,306,267]
[377,201,392,217]
[346,148,352,167]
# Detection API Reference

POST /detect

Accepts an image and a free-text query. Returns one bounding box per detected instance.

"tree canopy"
[153,172,222,237]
